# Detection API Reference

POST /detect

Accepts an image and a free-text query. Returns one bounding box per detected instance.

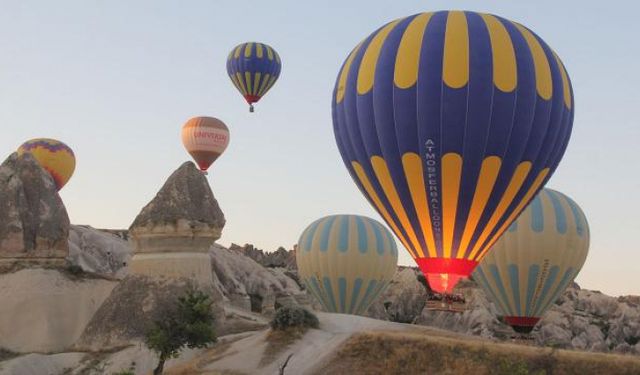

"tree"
[145,289,217,375]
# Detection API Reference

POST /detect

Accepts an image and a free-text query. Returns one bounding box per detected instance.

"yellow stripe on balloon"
[256,43,264,58]
[443,11,469,89]
[357,19,403,95]
[244,72,253,95]
[513,22,552,100]
[230,74,242,92]
[244,42,253,58]
[252,72,262,95]
[336,42,363,103]
[371,156,424,258]
[266,45,274,60]
[235,72,247,95]
[275,51,281,64]
[467,161,532,259]
[234,45,243,59]
[552,51,572,109]
[394,12,433,89]
[478,168,550,260]
[456,156,502,258]
[401,153,437,257]
[442,153,463,258]
[257,74,271,96]
[480,14,517,92]
[352,161,417,258]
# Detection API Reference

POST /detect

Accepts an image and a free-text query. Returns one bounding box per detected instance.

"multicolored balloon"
[296,215,398,315]
[226,42,281,112]
[17,138,76,190]
[181,117,230,172]
[473,189,589,333]
[332,11,574,294]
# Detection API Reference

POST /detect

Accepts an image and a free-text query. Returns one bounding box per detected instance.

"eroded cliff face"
[0,152,69,264]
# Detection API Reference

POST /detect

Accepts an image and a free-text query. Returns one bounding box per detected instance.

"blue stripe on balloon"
[565,195,586,236]
[323,276,339,312]
[349,278,363,314]
[546,190,567,234]
[372,222,385,255]
[308,277,329,311]
[357,280,378,314]
[545,267,574,312]
[475,266,510,315]
[320,216,338,252]
[508,264,522,316]
[338,277,347,312]
[338,216,350,252]
[354,215,368,253]
[533,266,559,316]
[304,219,322,251]
[530,194,544,232]
[525,264,540,316]
[489,264,514,315]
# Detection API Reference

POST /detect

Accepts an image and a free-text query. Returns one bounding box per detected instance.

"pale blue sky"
[1,1,638,295]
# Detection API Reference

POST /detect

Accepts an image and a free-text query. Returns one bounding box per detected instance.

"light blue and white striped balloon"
[473,188,589,333]
[296,215,398,315]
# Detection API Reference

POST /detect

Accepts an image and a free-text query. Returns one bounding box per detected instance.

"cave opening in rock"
[249,294,263,313]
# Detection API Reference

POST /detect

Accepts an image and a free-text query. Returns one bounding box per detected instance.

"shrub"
[270,306,319,331]
[145,289,217,375]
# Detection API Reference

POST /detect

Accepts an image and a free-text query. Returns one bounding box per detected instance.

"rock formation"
[232,243,297,269]
[128,161,225,284]
[68,225,131,278]
[0,152,70,268]
[76,162,226,350]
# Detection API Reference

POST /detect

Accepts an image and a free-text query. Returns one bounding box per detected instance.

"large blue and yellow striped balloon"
[473,189,589,333]
[296,215,398,315]
[332,11,574,294]
[226,42,281,112]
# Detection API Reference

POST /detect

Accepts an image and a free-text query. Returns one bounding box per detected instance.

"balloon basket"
[249,104,254,113]
[425,293,467,313]
[509,334,536,344]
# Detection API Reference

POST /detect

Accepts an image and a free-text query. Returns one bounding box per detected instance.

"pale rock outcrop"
[0,268,116,353]
[68,225,131,278]
[367,267,428,323]
[232,243,297,269]
[0,153,69,267]
[76,162,226,350]
[128,161,224,284]
[210,244,303,314]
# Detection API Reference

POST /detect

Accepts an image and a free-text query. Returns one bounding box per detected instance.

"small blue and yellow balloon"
[296,215,398,315]
[17,138,76,190]
[473,189,589,334]
[227,42,281,112]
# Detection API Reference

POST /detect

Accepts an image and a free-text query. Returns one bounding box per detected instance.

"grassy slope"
[318,331,640,375]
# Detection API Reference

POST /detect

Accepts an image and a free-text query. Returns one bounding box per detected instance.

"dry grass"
[318,331,640,375]
[259,327,306,366]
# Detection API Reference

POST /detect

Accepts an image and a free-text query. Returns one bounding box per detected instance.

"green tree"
[145,289,217,375]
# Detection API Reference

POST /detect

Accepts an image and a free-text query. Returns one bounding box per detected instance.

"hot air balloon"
[296,215,398,314]
[226,42,281,112]
[473,189,589,334]
[332,11,574,294]
[17,138,76,190]
[181,117,230,172]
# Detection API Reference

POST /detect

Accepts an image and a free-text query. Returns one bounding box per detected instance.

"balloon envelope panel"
[473,189,589,333]
[17,138,76,190]
[227,42,281,108]
[331,11,574,293]
[296,215,398,315]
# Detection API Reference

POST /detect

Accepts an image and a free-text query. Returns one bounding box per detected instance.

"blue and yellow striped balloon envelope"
[296,215,398,315]
[331,11,574,294]
[473,188,589,333]
[227,42,281,112]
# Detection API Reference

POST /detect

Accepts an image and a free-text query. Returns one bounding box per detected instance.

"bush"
[270,306,319,331]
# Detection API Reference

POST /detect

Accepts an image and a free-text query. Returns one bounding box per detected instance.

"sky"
[1,1,638,296]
